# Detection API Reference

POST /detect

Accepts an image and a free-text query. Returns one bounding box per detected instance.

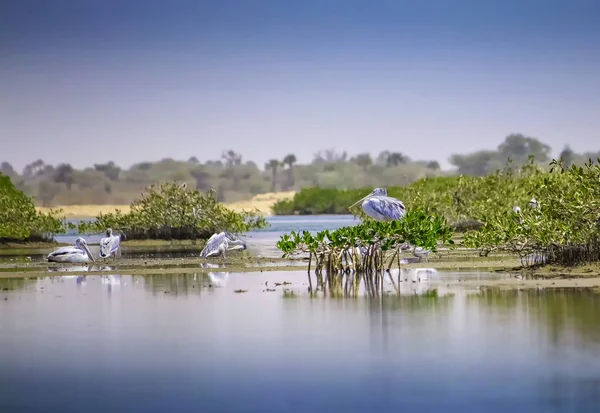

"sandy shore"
[36,191,296,218]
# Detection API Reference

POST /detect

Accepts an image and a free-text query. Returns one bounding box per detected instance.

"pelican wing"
[99,235,121,258]
[47,245,82,259]
[200,232,226,257]
[364,197,406,221]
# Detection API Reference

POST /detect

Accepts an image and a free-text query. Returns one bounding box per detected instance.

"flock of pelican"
[46,187,421,265]
[47,228,123,263]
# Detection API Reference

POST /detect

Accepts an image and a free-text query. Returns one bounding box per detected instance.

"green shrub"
[77,182,268,240]
[0,173,66,242]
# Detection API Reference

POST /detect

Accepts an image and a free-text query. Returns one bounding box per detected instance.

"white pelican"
[99,228,123,260]
[349,187,406,221]
[200,232,247,258]
[47,237,95,263]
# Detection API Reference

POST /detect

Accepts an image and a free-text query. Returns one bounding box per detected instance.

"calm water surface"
[2,215,600,411]
[1,270,600,412]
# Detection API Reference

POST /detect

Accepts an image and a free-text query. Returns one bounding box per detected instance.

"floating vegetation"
[0,173,67,243]
[277,209,455,296]
[77,182,267,241]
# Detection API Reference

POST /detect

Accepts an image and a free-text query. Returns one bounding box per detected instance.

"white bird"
[529,198,540,208]
[99,228,123,260]
[47,237,95,263]
[349,187,406,221]
[412,246,431,262]
[200,232,247,258]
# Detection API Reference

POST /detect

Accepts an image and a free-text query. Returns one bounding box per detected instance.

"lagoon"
[1,215,600,412]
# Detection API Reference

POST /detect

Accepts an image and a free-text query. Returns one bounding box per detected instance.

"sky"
[1,0,600,171]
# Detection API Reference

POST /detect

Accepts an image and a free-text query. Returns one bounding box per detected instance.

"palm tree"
[282,154,297,190]
[265,159,282,192]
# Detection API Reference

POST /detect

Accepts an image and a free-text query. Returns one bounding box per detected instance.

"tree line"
[1,133,597,207]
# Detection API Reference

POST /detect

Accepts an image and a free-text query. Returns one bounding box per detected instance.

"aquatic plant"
[77,182,268,240]
[0,173,66,242]
[276,208,455,295]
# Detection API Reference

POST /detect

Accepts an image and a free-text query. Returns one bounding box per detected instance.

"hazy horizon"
[2,0,599,171]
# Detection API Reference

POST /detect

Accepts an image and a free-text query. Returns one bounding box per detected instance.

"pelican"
[99,228,123,260]
[349,187,406,221]
[200,232,247,258]
[47,237,95,263]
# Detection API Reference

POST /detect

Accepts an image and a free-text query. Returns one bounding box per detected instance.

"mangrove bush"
[77,182,268,240]
[464,159,600,267]
[276,208,455,295]
[0,173,66,242]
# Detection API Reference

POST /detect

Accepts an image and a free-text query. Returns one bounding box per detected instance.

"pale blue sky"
[1,0,599,170]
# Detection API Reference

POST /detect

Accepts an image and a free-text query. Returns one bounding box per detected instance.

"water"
[1,271,600,412]
[56,214,359,244]
[0,215,359,262]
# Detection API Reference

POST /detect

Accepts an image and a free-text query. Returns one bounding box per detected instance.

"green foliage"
[77,182,268,240]
[0,173,66,242]
[463,158,600,266]
[277,208,455,273]
[273,159,546,225]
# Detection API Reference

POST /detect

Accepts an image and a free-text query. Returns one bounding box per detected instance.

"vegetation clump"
[77,182,267,240]
[276,209,455,295]
[0,173,66,243]
[464,159,600,267]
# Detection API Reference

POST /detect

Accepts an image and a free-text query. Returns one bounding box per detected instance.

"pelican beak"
[349,195,369,210]
[83,244,95,262]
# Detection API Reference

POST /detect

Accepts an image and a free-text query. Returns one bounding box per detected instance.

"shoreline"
[35,191,296,219]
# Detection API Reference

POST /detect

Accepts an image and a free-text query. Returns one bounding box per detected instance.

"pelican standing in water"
[200,232,247,258]
[47,237,95,263]
[349,187,406,221]
[99,228,124,260]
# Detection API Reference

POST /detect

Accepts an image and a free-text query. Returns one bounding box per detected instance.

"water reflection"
[1,273,600,411]
[201,262,229,287]
[47,265,117,272]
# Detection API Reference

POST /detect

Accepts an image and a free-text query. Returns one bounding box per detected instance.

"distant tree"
[386,152,408,167]
[426,160,440,170]
[94,161,120,181]
[188,156,199,164]
[136,162,152,171]
[37,180,61,206]
[449,151,500,176]
[353,153,373,172]
[104,182,112,194]
[282,154,297,190]
[313,149,347,164]
[265,159,282,192]
[53,164,75,190]
[376,151,391,165]
[191,167,212,191]
[559,145,575,168]
[22,159,45,178]
[497,133,551,163]
[222,150,243,167]
[206,160,224,168]
[0,162,16,178]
